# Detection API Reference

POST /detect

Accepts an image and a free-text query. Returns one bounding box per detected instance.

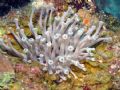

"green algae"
[84,71,111,84]
[96,43,113,59]
[0,27,6,37]
[0,72,15,89]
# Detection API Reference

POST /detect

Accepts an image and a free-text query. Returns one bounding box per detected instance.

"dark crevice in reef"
[0,4,11,16]
[6,0,31,8]
[0,0,31,16]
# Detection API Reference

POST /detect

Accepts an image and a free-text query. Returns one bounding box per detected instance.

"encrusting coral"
[0,2,112,80]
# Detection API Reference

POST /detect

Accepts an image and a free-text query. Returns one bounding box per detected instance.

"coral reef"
[0,3,111,80]
[97,13,120,32]
[66,0,91,10]
[32,0,93,12]
[112,75,120,90]
[109,59,120,75]
[94,0,120,20]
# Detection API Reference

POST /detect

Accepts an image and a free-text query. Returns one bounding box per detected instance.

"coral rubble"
[0,3,111,80]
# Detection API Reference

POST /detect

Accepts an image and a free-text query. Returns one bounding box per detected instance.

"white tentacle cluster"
[0,3,112,80]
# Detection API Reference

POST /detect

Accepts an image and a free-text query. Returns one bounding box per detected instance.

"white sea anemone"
[0,3,112,80]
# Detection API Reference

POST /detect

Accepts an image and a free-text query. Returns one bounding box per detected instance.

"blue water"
[94,0,120,19]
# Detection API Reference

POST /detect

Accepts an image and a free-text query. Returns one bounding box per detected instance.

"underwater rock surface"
[94,0,120,20]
